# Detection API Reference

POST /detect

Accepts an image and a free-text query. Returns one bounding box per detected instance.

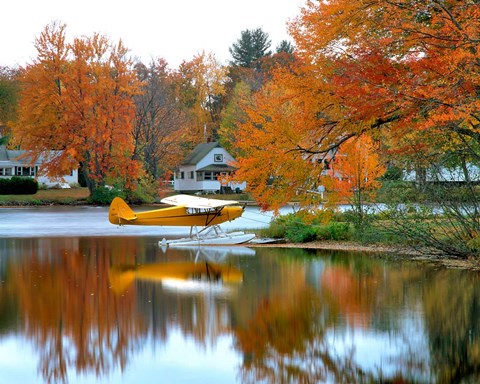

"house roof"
[0,146,8,161]
[181,142,221,165]
[196,164,237,172]
[0,145,43,165]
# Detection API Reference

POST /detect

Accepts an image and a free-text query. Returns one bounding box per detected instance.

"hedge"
[0,177,38,195]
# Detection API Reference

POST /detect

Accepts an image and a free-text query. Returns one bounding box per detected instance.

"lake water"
[1,207,480,383]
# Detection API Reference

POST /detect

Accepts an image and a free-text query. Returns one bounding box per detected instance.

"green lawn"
[0,187,90,205]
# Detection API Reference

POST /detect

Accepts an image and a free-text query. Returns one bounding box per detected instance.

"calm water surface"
[1,207,480,383]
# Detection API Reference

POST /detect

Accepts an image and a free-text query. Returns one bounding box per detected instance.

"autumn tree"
[220,51,297,157]
[133,59,191,181]
[332,135,386,227]
[288,0,480,257]
[218,81,254,154]
[229,28,272,69]
[227,1,480,256]
[11,22,141,193]
[0,66,20,129]
[221,28,296,155]
[287,0,480,169]
[175,52,227,142]
[228,73,329,211]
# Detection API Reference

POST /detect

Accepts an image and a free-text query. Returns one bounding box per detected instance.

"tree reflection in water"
[232,248,480,383]
[424,269,480,383]
[234,287,367,383]
[232,248,380,383]
[3,237,145,383]
[2,238,480,383]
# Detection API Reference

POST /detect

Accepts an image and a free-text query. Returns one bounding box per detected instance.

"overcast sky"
[1,0,304,69]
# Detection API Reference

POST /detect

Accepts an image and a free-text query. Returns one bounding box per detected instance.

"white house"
[0,145,78,187]
[403,164,480,184]
[174,142,246,193]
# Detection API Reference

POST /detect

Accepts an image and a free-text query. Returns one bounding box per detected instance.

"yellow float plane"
[108,195,255,246]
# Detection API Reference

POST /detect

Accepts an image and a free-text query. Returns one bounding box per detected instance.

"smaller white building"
[0,145,78,187]
[174,142,246,193]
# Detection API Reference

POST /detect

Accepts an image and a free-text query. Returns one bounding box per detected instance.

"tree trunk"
[78,162,96,194]
[415,166,427,192]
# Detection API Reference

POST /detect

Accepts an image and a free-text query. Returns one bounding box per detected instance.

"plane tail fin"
[109,197,137,225]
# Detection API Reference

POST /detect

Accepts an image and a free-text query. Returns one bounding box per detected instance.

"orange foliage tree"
[219,51,297,156]
[228,64,333,211]
[174,52,227,142]
[228,0,480,210]
[332,135,386,225]
[291,0,480,178]
[11,22,141,193]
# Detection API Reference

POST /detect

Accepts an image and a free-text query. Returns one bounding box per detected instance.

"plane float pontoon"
[108,194,255,246]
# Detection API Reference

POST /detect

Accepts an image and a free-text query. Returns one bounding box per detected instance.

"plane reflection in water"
[109,246,251,295]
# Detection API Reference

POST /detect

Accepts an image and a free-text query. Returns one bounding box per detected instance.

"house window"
[188,171,194,179]
[15,166,35,176]
[0,167,13,176]
[214,154,223,162]
[176,171,184,179]
[196,172,203,181]
[204,172,213,180]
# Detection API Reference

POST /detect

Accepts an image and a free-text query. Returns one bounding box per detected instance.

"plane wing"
[160,194,238,209]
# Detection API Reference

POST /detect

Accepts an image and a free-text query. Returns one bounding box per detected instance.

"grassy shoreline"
[0,187,91,206]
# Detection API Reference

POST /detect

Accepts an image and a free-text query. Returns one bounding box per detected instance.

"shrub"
[377,180,417,203]
[0,177,38,195]
[316,222,352,241]
[264,210,353,243]
[125,175,159,204]
[261,212,310,241]
[88,186,125,204]
[259,221,287,239]
[284,222,317,243]
[466,235,480,255]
